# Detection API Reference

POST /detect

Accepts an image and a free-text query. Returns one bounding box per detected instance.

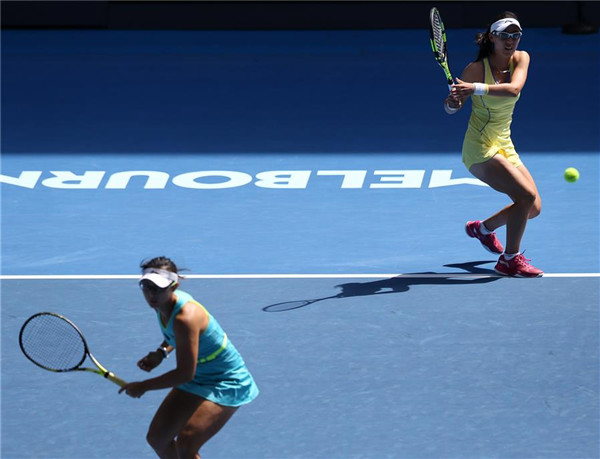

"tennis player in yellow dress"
[444,12,543,277]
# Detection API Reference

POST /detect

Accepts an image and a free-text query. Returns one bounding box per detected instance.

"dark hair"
[140,256,179,273]
[475,11,520,61]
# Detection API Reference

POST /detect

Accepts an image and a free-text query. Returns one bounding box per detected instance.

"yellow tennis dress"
[461,58,522,170]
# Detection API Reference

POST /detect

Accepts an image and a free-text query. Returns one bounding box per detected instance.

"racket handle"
[105,372,127,387]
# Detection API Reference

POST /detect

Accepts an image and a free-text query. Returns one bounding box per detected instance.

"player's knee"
[515,188,536,208]
[176,432,206,458]
[529,198,541,219]
[146,430,171,455]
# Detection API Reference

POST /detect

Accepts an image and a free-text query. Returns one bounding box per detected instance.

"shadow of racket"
[263,294,343,312]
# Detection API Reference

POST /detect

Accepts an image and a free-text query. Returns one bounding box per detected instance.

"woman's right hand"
[137,351,164,372]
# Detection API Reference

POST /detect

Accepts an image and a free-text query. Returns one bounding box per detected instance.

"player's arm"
[453,51,529,98]
[170,304,203,381]
[136,340,173,372]
[489,50,529,96]
[444,61,481,114]
[120,303,206,397]
[158,340,173,357]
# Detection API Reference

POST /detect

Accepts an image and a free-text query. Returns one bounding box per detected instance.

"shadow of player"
[263,260,500,312]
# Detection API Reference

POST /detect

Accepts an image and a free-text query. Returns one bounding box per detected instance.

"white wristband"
[473,83,489,96]
[444,102,458,114]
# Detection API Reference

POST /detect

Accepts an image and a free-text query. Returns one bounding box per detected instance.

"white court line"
[0,273,599,280]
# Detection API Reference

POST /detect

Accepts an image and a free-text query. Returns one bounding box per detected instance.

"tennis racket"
[429,7,454,90]
[19,312,127,387]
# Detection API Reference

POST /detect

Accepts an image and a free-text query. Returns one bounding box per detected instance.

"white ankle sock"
[503,252,519,260]
[478,222,492,235]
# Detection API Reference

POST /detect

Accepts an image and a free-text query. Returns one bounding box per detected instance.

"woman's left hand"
[451,78,475,98]
[118,381,147,398]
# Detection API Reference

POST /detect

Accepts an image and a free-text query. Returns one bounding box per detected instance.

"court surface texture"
[1,27,599,459]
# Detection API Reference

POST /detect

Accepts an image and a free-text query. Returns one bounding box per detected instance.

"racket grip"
[105,372,127,387]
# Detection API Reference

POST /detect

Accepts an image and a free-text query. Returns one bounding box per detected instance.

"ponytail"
[475,32,494,61]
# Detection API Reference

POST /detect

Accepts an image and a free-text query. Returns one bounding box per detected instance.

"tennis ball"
[564,167,580,183]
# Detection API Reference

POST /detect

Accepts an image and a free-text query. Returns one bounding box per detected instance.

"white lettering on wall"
[42,171,106,189]
[370,170,426,188]
[255,171,311,189]
[105,171,170,189]
[0,170,489,190]
[316,170,367,188]
[172,171,253,189]
[429,170,487,188]
[0,171,43,189]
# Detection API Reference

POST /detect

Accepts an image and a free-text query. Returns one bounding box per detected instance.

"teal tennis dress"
[157,289,259,407]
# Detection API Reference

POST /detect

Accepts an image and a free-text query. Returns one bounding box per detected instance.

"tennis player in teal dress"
[120,256,258,459]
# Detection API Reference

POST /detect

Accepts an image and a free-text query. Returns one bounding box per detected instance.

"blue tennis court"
[1,27,599,458]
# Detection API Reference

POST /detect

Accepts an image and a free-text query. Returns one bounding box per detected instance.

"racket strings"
[431,14,446,57]
[20,314,86,371]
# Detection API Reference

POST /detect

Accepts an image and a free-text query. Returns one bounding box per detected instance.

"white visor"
[491,18,522,33]
[139,268,178,288]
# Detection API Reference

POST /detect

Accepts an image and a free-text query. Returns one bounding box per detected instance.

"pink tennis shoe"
[465,220,504,254]
[494,253,544,278]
